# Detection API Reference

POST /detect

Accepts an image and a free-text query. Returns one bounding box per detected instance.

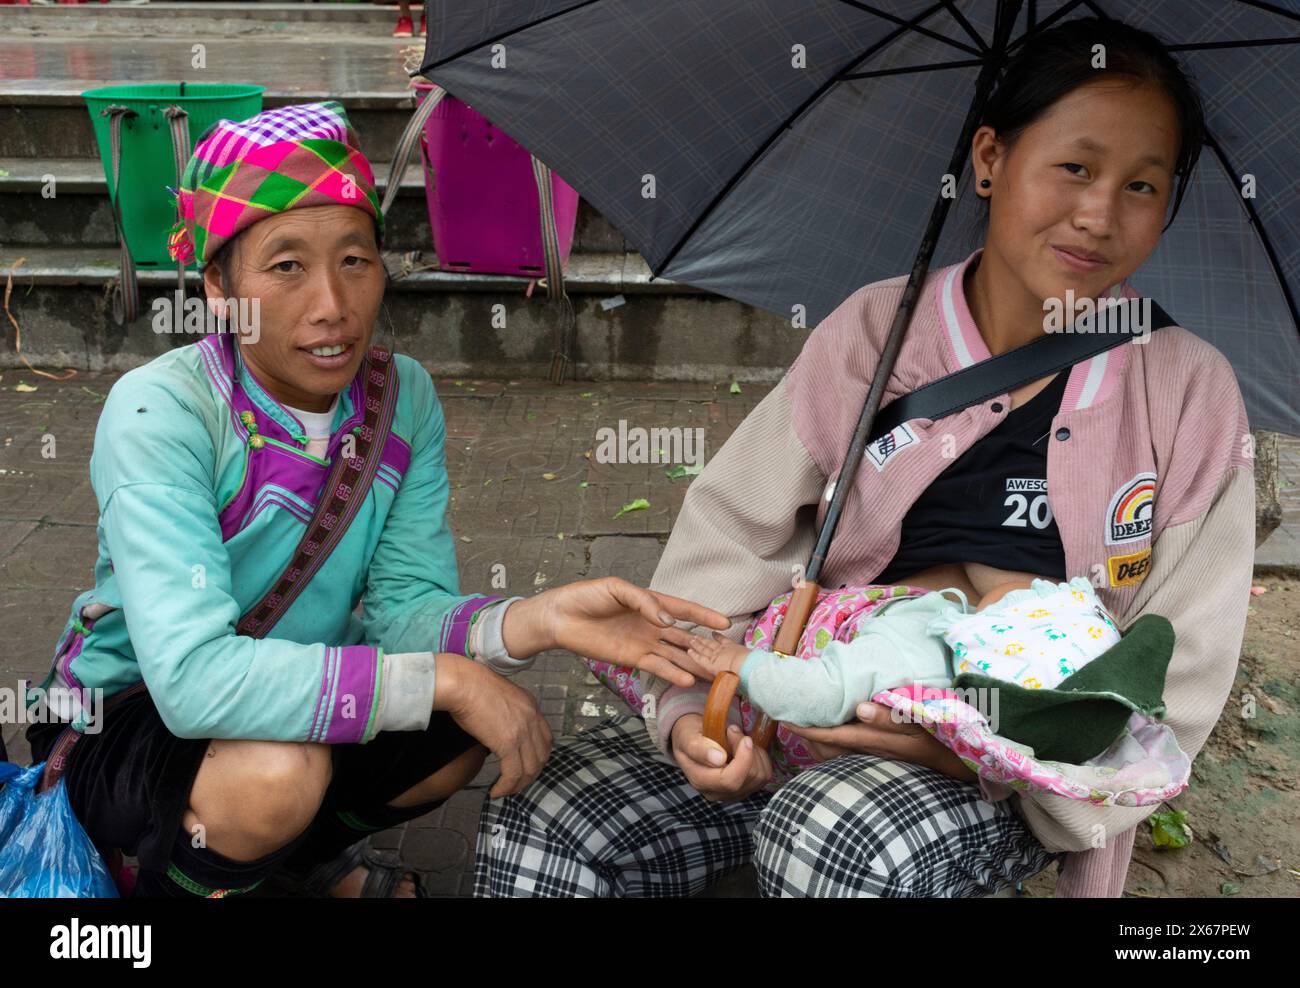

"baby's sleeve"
[739,596,954,727]
[739,644,875,727]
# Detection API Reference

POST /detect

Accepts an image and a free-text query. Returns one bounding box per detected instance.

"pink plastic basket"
[414,84,579,276]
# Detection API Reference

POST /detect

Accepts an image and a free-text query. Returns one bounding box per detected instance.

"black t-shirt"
[875,370,1069,585]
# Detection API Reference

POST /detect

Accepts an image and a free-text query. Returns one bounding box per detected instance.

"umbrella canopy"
[419,0,1300,437]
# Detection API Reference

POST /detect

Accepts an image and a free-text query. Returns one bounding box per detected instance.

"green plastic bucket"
[83,84,265,267]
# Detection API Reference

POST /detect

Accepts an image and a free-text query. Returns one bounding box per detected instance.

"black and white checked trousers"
[474,716,1063,897]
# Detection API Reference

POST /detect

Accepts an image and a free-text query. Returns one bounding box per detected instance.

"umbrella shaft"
[806,0,1025,585]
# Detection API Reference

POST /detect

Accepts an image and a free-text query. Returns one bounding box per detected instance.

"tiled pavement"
[0,369,764,896]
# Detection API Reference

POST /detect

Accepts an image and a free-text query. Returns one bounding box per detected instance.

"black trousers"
[26,689,484,876]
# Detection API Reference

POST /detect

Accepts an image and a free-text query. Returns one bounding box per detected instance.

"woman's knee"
[753,758,1024,896]
[187,739,333,852]
[751,759,920,896]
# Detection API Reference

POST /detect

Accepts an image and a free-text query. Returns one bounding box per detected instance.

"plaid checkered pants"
[473,716,1064,897]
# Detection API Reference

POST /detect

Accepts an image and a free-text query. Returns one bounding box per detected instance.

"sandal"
[274,838,427,898]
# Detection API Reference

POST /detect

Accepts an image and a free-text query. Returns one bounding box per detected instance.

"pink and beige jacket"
[642,247,1256,897]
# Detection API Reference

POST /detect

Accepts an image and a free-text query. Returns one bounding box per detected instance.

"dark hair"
[968,15,1205,244]
[207,235,243,303]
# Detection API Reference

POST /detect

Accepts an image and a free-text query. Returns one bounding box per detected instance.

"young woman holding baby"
[475,17,1256,898]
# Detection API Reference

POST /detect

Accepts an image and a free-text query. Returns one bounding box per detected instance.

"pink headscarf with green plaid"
[167,100,384,267]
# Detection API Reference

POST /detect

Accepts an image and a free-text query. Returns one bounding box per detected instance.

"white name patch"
[864,422,919,472]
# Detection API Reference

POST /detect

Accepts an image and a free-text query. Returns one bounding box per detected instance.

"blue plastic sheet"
[0,762,119,898]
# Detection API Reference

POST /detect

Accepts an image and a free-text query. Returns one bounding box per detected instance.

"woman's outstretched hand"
[784,702,978,783]
[503,577,731,687]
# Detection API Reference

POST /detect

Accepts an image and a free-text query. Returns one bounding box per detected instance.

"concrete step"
[0,246,805,381]
[0,17,430,159]
[0,157,631,254]
[0,85,423,160]
[5,2,415,37]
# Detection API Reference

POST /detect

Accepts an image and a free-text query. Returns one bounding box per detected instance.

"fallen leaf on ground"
[614,498,650,518]
[665,463,703,481]
[1149,809,1192,850]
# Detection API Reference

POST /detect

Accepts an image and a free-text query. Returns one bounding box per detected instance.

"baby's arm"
[688,594,956,728]
[687,632,859,726]
[738,641,872,727]
[687,634,925,728]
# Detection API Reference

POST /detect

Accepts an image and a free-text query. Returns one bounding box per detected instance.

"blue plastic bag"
[0,761,119,898]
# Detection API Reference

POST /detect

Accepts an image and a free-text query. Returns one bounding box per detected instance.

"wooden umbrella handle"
[700,578,821,754]
[750,713,778,750]
[773,579,821,656]
[702,677,780,752]
[702,671,740,751]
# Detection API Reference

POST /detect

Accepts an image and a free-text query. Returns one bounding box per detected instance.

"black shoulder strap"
[870,297,1175,444]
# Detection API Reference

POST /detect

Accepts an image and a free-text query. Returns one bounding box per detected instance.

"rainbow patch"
[1105,471,1156,545]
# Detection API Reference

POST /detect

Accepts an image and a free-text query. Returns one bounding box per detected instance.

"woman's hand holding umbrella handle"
[670,713,774,802]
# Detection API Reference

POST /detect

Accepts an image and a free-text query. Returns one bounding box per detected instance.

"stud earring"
[980,178,991,189]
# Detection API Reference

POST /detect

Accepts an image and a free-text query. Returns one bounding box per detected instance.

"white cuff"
[374,651,437,733]
[470,597,535,676]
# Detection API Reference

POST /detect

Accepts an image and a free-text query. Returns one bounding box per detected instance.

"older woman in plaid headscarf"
[26,101,725,898]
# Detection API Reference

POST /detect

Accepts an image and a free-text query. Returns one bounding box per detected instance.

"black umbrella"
[415,0,1300,743]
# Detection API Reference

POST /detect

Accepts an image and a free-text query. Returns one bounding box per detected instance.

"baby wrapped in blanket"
[688,576,1186,772]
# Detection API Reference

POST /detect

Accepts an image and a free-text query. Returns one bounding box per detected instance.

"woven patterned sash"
[236,345,398,638]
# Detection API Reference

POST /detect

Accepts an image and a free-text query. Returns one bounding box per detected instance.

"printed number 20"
[1003,493,1052,529]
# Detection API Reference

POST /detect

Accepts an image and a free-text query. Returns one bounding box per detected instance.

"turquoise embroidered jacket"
[37,333,501,743]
